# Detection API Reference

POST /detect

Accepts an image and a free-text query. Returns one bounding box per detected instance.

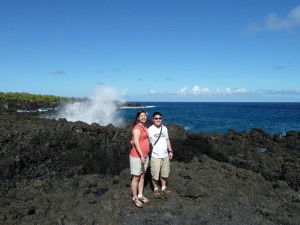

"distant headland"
[0,92,143,112]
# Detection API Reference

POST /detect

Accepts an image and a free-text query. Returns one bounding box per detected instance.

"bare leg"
[152,178,162,198]
[131,175,140,199]
[160,177,167,188]
[138,172,145,196]
[152,179,159,190]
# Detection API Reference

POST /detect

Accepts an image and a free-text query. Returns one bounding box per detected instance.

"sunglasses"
[154,117,162,120]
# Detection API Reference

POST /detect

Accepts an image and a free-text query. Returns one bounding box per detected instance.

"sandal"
[132,197,143,208]
[162,187,171,194]
[153,189,162,198]
[139,196,150,204]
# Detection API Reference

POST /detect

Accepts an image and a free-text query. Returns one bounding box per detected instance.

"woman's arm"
[133,128,146,163]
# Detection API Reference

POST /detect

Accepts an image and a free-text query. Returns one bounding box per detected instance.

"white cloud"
[234,88,248,93]
[245,5,300,33]
[192,86,200,93]
[216,88,248,95]
[149,89,156,94]
[192,86,210,95]
[138,86,300,101]
[224,88,232,94]
[177,87,249,96]
[262,88,300,96]
[178,87,188,95]
[216,88,232,94]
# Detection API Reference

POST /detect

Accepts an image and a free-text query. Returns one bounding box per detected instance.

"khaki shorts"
[150,156,170,181]
[130,156,149,176]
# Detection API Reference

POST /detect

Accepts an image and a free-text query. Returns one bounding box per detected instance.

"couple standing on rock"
[130,110,174,208]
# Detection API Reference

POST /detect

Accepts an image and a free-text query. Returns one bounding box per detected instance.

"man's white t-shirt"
[148,124,169,158]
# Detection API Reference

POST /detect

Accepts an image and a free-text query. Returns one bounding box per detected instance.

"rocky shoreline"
[0,111,299,225]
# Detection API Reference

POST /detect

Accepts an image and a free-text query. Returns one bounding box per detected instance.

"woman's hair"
[133,110,147,128]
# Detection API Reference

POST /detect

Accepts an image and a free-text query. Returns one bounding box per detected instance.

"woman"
[130,110,150,208]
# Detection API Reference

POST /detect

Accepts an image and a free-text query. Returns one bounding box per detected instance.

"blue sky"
[1,0,300,102]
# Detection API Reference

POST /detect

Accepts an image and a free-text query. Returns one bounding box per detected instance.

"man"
[148,112,173,198]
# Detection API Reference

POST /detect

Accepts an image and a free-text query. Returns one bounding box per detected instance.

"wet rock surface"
[0,111,299,225]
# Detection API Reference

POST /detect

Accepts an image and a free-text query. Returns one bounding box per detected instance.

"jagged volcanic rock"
[0,111,299,225]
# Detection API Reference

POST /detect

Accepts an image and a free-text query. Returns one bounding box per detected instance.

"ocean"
[118,102,300,135]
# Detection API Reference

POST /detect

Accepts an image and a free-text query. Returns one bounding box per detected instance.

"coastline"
[0,111,299,224]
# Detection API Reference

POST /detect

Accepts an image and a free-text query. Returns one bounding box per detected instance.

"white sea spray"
[53,86,125,127]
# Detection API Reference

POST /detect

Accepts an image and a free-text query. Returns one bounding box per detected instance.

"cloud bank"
[175,86,249,96]
[144,85,300,101]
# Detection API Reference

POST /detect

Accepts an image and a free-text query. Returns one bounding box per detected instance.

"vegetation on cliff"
[0,92,80,110]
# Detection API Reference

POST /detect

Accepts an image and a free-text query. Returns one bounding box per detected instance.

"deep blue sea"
[118,102,300,135]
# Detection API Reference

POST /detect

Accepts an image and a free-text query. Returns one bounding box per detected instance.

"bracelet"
[168,151,173,153]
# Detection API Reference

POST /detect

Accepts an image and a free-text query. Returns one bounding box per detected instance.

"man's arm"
[167,139,173,160]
